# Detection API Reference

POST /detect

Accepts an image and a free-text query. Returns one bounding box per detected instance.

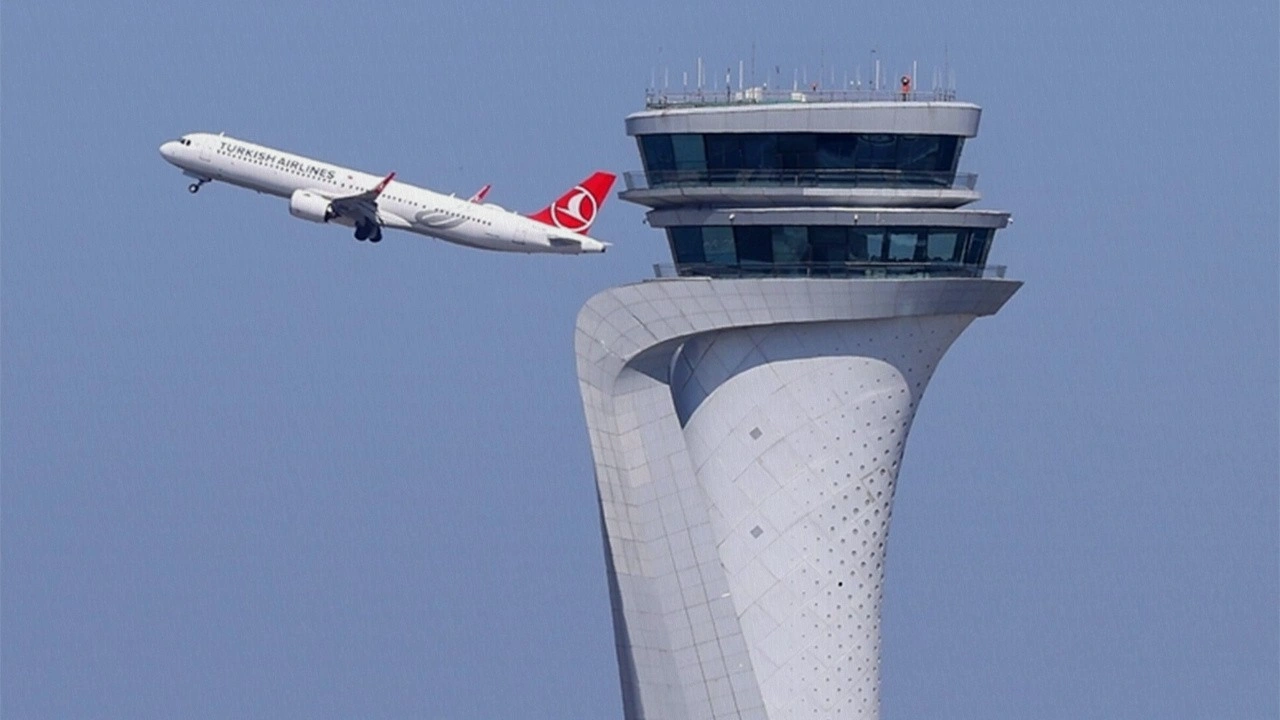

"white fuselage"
[159,133,607,254]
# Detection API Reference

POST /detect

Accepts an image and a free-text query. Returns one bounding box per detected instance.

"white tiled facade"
[575,277,1020,719]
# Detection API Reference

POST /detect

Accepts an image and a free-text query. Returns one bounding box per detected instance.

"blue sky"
[2,2,1276,718]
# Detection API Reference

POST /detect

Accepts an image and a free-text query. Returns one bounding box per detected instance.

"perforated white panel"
[574,278,1020,720]
[673,316,972,719]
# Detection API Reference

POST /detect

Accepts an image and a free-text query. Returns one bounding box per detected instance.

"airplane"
[159,133,614,254]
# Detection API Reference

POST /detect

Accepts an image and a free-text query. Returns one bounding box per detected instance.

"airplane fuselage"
[159,133,608,254]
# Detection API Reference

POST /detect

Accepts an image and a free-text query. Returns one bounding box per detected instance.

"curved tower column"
[672,316,971,717]
[575,279,1019,720]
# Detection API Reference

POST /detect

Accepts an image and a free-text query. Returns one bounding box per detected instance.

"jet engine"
[288,190,335,223]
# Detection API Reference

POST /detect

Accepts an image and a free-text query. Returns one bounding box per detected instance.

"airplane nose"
[159,141,181,162]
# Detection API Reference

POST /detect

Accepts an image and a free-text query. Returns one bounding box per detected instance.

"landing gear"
[187,179,208,194]
[354,222,382,243]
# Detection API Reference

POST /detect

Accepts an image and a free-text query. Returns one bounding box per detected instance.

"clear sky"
[2,2,1276,718]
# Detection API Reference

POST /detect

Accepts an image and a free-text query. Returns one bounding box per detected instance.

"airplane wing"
[468,184,491,204]
[329,172,395,225]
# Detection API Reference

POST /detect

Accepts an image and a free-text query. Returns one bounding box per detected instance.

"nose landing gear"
[187,179,208,194]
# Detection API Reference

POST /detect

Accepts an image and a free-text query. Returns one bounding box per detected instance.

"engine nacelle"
[288,190,335,223]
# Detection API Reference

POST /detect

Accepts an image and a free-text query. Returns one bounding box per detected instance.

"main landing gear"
[354,221,382,244]
[187,179,209,193]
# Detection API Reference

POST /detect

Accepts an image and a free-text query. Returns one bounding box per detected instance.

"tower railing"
[624,168,977,191]
[644,87,959,108]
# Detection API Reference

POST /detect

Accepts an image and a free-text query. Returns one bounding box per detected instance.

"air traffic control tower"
[574,81,1020,720]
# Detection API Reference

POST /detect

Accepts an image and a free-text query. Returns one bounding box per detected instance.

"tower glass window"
[638,132,964,187]
[665,225,999,277]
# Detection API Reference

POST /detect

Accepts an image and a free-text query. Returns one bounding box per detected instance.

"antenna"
[944,44,951,93]
[739,59,744,90]
[697,56,703,90]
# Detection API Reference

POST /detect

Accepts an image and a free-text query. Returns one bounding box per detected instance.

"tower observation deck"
[574,84,1020,719]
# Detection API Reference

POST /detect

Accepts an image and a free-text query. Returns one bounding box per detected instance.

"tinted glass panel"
[815,134,858,169]
[777,134,817,169]
[964,229,991,265]
[850,230,880,260]
[669,227,705,263]
[703,226,736,264]
[704,134,739,172]
[670,134,706,172]
[740,134,778,171]
[771,226,809,262]
[663,225,996,276]
[639,135,674,173]
[734,226,773,264]
[947,138,964,173]
[854,134,898,169]
[639,133,963,183]
[897,135,941,172]
[926,231,963,262]
[887,230,918,261]
[808,226,849,261]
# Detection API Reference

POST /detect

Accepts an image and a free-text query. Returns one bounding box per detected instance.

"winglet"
[372,172,396,195]
[468,184,492,204]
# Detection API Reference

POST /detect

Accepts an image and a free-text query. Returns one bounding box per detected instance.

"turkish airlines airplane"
[159,133,614,253]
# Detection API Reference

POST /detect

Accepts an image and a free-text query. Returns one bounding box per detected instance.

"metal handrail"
[623,168,977,191]
[644,88,959,108]
[651,262,1006,280]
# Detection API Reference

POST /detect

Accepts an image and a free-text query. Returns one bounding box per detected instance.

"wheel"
[354,223,371,241]
[188,183,200,193]
[368,230,382,244]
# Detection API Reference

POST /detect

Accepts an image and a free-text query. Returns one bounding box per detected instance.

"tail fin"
[527,171,616,234]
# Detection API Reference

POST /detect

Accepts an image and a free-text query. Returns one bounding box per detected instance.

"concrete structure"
[575,87,1020,719]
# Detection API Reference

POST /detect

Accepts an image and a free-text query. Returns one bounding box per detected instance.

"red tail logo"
[528,171,616,234]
